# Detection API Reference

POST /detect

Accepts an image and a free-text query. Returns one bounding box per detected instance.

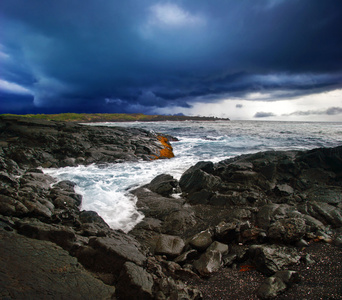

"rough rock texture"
[146,173,180,197]
[117,262,154,300]
[155,234,185,257]
[257,270,301,299]
[1,116,341,299]
[193,250,222,276]
[249,245,301,276]
[0,115,174,168]
[0,117,201,300]
[0,228,115,300]
[131,145,342,298]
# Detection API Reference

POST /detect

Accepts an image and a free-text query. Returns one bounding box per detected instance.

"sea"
[44,120,342,232]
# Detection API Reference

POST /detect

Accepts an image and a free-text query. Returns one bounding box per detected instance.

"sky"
[1,0,342,121]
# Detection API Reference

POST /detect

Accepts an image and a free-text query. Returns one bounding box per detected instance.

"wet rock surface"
[0,228,115,300]
[131,145,342,298]
[0,115,175,169]
[0,116,341,299]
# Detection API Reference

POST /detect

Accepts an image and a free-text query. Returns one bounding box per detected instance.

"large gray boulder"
[306,201,342,227]
[179,161,220,196]
[257,270,301,299]
[256,204,295,229]
[268,217,306,243]
[189,229,213,251]
[75,233,146,275]
[117,262,154,300]
[155,234,185,257]
[250,245,301,276]
[17,218,76,250]
[147,174,180,197]
[206,241,229,255]
[193,250,222,276]
[0,229,115,300]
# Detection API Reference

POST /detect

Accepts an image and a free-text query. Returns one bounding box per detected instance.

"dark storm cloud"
[283,107,342,117]
[254,112,277,118]
[1,0,342,113]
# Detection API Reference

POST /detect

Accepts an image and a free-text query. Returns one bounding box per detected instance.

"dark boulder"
[75,233,146,275]
[155,234,185,257]
[249,245,301,276]
[117,262,154,300]
[147,174,180,197]
[193,250,222,276]
[179,161,220,195]
[257,270,301,299]
[268,217,306,244]
[0,229,115,300]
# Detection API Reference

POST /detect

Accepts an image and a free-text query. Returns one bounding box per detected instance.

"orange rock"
[239,265,255,272]
[157,136,175,159]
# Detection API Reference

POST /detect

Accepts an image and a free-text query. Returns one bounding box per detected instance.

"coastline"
[0,116,341,299]
[0,113,230,123]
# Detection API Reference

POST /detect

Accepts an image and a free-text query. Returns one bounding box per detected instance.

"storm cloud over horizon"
[1,0,342,119]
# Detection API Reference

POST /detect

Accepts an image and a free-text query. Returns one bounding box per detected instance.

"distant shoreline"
[0,113,230,123]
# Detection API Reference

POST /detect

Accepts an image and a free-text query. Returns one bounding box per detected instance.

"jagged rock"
[0,171,19,189]
[214,221,239,243]
[162,209,197,235]
[274,184,294,196]
[306,201,342,227]
[206,241,229,255]
[0,194,29,216]
[257,270,301,299]
[53,180,78,192]
[241,227,266,244]
[333,234,342,247]
[79,210,109,226]
[117,262,154,300]
[222,253,237,267]
[1,116,342,299]
[174,249,198,264]
[147,174,180,197]
[268,217,306,243]
[230,244,249,262]
[155,234,185,257]
[257,275,287,299]
[16,218,76,250]
[155,277,203,300]
[187,189,214,205]
[134,217,163,231]
[193,250,222,276]
[132,187,185,220]
[189,229,213,251]
[250,245,301,276]
[75,233,146,275]
[301,214,325,231]
[0,229,115,300]
[52,194,81,209]
[20,172,56,190]
[256,204,296,229]
[22,197,55,218]
[179,161,220,196]
[0,115,175,168]
[295,239,309,248]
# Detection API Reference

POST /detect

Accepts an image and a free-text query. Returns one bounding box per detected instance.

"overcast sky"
[1,0,342,121]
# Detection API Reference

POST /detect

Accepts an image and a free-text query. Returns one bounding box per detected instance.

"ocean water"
[44,121,342,232]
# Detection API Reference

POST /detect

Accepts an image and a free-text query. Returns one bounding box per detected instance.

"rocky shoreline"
[0,116,341,299]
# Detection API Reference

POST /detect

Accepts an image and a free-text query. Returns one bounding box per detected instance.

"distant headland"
[0,113,230,122]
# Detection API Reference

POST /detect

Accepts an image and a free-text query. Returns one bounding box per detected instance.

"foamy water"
[44,120,342,232]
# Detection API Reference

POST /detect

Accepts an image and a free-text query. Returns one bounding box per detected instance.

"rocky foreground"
[0,116,341,299]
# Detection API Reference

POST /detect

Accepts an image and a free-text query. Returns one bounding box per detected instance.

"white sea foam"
[44,150,202,232]
[45,121,342,232]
